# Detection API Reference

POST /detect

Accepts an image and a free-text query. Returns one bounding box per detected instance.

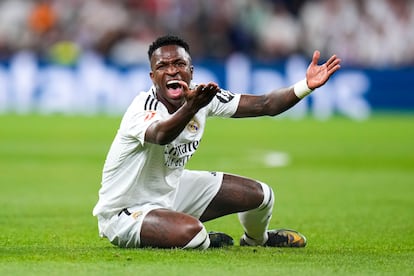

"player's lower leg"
[238,182,274,246]
[238,182,307,247]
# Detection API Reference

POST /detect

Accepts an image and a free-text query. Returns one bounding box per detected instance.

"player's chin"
[167,91,184,100]
[167,95,185,106]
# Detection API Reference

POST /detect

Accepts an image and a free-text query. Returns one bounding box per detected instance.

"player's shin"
[238,182,274,246]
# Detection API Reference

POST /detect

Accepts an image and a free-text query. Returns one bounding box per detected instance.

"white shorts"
[98,170,223,248]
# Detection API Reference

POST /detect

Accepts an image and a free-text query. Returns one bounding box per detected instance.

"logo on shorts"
[131,211,143,220]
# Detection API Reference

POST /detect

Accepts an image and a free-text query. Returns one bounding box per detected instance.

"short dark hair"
[147,35,190,60]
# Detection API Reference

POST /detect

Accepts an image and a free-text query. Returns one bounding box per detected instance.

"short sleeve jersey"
[93,87,241,218]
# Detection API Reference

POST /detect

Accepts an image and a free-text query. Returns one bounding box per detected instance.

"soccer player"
[93,35,341,249]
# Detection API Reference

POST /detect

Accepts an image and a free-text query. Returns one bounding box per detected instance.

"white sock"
[238,182,274,245]
[183,225,210,250]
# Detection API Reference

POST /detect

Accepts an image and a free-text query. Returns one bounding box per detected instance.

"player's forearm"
[262,87,302,116]
[145,103,196,145]
[233,87,300,118]
[262,78,315,115]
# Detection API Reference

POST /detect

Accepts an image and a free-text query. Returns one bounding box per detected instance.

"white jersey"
[93,86,240,219]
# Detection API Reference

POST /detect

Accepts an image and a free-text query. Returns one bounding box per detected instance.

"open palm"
[306,51,341,90]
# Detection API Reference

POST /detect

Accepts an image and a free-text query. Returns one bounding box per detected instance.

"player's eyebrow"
[155,58,188,68]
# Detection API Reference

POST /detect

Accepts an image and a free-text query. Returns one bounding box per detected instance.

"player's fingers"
[201,84,218,100]
[326,54,339,66]
[197,84,207,93]
[328,64,341,75]
[197,83,219,99]
[177,80,189,92]
[196,84,214,99]
[311,50,320,65]
[205,82,218,90]
[200,83,217,93]
[327,57,341,72]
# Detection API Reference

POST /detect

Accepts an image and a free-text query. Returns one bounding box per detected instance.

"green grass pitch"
[1,113,413,275]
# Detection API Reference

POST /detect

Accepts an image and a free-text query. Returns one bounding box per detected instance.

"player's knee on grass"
[183,224,210,249]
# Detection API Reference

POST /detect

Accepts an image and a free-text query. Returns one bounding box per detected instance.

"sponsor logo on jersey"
[164,140,200,168]
[216,89,235,103]
[187,119,200,133]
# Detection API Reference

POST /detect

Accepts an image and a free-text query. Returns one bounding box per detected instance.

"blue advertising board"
[0,52,413,119]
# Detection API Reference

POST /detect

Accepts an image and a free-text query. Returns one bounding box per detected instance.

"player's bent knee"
[183,224,210,250]
[258,182,275,210]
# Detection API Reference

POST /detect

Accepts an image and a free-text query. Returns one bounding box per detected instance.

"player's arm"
[144,103,196,145]
[145,82,219,145]
[232,51,341,118]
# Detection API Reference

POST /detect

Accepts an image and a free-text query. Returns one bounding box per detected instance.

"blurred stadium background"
[0,0,413,116]
[1,2,413,273]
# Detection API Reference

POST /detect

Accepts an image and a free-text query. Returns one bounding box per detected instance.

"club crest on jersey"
[187,119,200,133]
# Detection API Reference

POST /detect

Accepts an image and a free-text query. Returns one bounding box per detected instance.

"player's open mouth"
[166,80,183,97]
[166,80,182,89]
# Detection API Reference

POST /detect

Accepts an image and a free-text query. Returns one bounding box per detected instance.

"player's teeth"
[167,80,182,89]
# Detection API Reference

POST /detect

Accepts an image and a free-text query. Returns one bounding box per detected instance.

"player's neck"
[156,93,184,114]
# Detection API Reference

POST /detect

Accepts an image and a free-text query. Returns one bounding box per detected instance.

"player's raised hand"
[184,82,220,110]
[306,51,341,90]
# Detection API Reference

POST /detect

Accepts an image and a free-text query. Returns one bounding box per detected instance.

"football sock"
[238,182,274,245]
[183,225,210,250]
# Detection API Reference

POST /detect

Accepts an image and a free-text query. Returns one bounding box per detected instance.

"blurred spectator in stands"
[28,0,56,34]
[0,0,413,67]
[256,0,301,60]
[299,0,414,67]
[0,0,34,58]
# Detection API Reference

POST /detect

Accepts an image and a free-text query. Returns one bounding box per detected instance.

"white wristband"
[293,79,313,99]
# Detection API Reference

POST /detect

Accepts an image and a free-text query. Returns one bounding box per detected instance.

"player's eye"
[175,61,187,68]
[156,63,167,70]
